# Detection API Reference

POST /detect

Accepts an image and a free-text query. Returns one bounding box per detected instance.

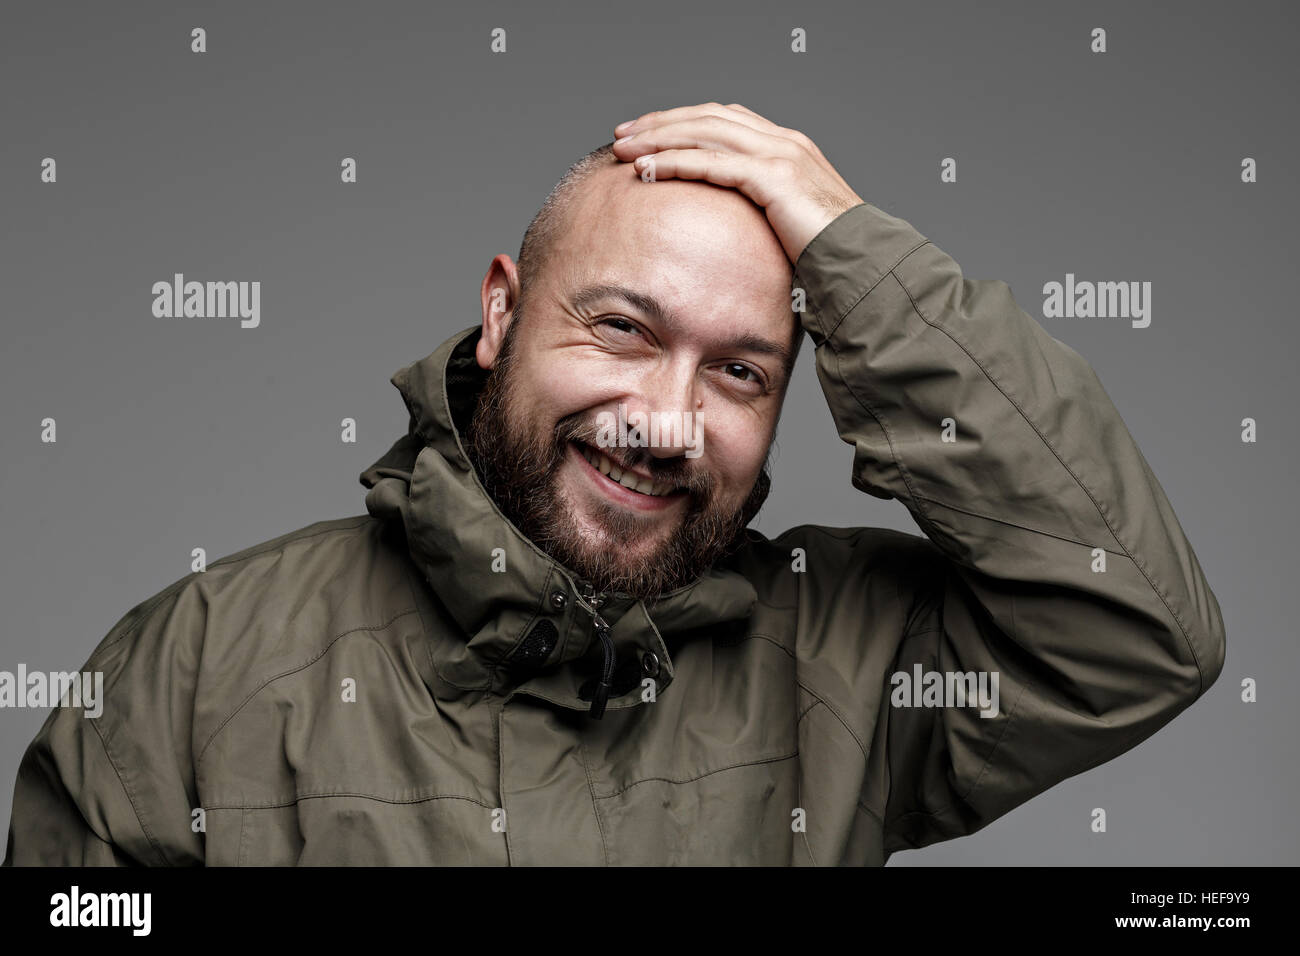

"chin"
[573,515,675,556]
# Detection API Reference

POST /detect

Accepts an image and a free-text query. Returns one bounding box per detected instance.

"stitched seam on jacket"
[745,632,796,659]
[733,634,872,763]
[795,764,817,866]
[912,492,1106,552]
[856,800,884,825]
[795,699,825,866]
[823,330,933,529]
[815,236,931,342]
[205,519,373,572]
[205,792,494,811]
[97,521,374,657]
[795,698,821,724]
[89,717,170,866]
[194,607,421,768]
[888,269,1207,690]
[591,751,799,800]
[791,675,869,761]
[577,736,610,865]
[95,585,188,657]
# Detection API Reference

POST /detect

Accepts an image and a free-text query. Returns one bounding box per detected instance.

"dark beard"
[463,317,770,601]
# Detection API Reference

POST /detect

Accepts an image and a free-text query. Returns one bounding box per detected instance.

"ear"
[477,254,521,370]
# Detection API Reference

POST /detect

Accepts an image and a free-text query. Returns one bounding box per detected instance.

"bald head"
[515,143,621,302]
[517,142,794,295]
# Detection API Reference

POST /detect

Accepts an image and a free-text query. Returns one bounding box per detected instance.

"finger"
[721,103,782,131]
[725,102,835,171]
[613,115,795,165]
[616,102,774,139]
[616,103,830,175]
[630,147,777,203]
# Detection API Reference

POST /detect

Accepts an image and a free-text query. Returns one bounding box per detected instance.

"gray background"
[1,0,1295,865]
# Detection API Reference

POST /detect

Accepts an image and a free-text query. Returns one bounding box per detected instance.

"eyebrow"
[570,283,794,373]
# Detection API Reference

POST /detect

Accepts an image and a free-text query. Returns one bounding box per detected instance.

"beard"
[463,311,771,602]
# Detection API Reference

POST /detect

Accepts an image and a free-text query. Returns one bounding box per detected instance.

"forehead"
[547,163,794,320]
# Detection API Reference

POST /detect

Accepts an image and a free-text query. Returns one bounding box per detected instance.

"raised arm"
[610,103,1226,852]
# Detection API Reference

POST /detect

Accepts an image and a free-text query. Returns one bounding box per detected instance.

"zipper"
[578,582,615,719]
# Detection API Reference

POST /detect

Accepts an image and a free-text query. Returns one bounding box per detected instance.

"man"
[4,103,1225,865]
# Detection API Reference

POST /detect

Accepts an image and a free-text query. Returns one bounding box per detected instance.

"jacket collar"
[359,326,757,713]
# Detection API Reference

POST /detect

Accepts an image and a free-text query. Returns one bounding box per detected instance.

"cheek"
[520,352,646,425]
[514,359,606,424]
[703,426,771,493]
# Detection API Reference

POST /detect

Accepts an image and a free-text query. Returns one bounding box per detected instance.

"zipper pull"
[589,616,613,719]
[579,582,615,719]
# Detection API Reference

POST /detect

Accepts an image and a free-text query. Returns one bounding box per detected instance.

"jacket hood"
[358,326,758,714]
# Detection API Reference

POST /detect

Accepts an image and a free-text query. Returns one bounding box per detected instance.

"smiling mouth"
[572,442,685,498]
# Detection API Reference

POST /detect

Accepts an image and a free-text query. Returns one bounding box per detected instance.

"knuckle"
[776,137,805,160]
[785,128,814,150]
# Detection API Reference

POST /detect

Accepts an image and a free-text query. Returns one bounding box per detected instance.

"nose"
[628,360,702,460]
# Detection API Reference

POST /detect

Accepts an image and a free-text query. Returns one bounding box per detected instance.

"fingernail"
[614,120,635,133]
[615,134,635,145]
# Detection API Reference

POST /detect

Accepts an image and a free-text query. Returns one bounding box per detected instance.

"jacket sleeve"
[791,202,1226,853]
[4,704,146,865]
[3,586,204,866]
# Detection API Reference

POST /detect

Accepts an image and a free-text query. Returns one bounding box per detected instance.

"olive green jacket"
[3,202,1225,865]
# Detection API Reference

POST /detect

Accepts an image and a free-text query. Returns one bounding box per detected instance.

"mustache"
[554,414,714,498]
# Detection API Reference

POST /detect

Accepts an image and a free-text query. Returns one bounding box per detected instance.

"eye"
[600,316,642,336]
[714,361,769,395]
[722,363,759,382]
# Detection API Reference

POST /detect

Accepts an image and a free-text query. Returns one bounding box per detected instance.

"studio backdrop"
[0,0,1295,865]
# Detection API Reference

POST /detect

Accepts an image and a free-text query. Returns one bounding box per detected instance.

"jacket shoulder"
[733,523,950,639]
[86,514,418,732]
[739,522,945,585]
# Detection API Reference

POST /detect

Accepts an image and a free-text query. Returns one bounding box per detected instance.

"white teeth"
[577,443,676,497]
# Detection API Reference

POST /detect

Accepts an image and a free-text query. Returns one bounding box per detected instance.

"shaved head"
[515,142,620,303]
